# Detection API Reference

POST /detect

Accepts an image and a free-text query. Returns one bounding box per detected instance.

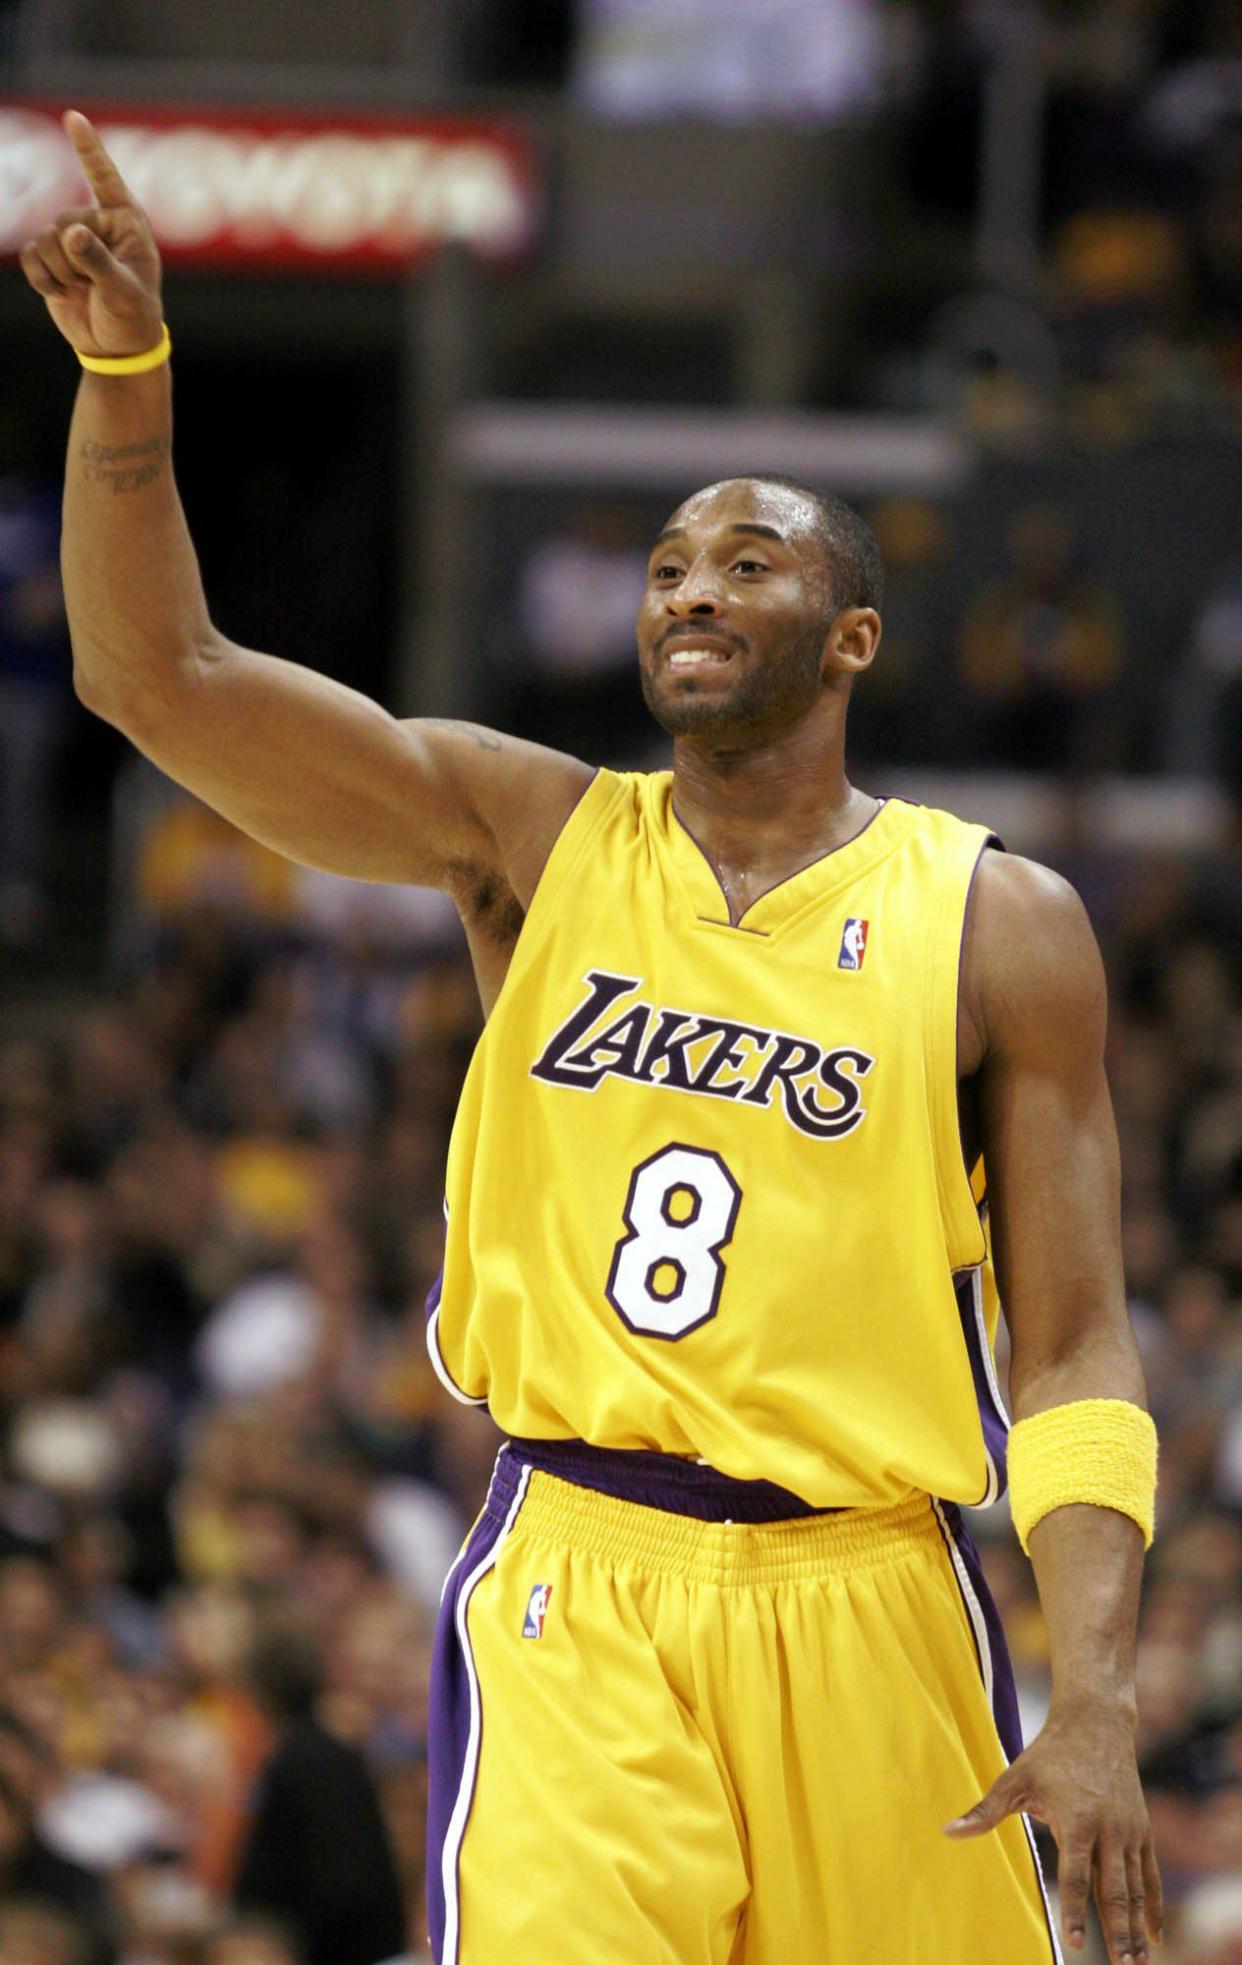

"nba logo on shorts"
[838,918,869,971]
[522,1583,552,1638]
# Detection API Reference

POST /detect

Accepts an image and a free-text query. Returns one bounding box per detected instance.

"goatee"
[641,628,824,739]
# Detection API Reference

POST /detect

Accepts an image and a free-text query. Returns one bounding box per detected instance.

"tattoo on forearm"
[425,719,502,751]
[80,436,170,495]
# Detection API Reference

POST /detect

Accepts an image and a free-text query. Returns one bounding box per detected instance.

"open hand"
[18,110,164,360]
[943,1705,1164,1963]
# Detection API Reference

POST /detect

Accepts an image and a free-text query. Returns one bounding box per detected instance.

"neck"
[671,697,859,862]
[667,696,878,923]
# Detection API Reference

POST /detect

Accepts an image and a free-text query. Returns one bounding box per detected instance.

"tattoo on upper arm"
[80,437,170,495]
[425,718,502,752]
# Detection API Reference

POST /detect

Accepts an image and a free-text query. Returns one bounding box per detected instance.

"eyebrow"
[728,522,786,543]
[650,521,788,550]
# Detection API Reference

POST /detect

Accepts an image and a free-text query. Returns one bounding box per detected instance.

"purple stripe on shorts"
[953,1273,1011,1502]
[937,1500,1064,1960]
[426,1450,529,1962]
[937,1500,1024,1761]
[505,1434,842,1523]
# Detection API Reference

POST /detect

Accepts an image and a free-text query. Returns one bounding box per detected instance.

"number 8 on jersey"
[606,1143,742,1340]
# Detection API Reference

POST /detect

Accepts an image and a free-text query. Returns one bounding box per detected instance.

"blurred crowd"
[0,855,496,1964]
[985,812,1242,1963]
[0,780,1239,1963]
[893,0,1242,433]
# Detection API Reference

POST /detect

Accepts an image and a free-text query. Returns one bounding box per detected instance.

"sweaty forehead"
[662,478,821,549]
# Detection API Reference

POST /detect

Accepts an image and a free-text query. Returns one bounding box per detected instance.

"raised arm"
[948,852,1162,1965]
[19,112,592,914]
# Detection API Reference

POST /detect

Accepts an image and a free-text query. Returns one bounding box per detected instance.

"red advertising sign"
[0,99,538,273]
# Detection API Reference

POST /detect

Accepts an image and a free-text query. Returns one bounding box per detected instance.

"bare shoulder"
[406,718,596,918]
[962,849,1107,1069]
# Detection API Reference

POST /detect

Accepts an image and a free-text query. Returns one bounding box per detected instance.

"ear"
[824,607,882,679]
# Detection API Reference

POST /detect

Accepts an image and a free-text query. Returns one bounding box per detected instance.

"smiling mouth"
[664,646,734,672]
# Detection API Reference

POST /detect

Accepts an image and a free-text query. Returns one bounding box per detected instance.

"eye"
[651,562,682,581]
[733,558,767,575]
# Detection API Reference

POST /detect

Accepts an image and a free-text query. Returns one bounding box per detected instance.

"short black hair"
[739,474,885,614]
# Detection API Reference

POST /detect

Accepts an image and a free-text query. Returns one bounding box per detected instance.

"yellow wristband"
[75,323,172,376]
[1007,1397,1158,1554]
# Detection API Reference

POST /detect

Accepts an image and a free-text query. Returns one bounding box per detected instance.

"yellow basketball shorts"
[426,1442,1062,1964]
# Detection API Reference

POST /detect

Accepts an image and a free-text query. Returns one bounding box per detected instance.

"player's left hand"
[942,1703,1163,1963]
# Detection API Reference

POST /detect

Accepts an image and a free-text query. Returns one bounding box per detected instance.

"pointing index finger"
[62,109,132,208]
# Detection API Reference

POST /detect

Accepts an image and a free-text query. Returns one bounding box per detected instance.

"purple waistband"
[494,1436,844,1524]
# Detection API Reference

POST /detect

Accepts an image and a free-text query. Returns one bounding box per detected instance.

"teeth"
[668,648,729,668]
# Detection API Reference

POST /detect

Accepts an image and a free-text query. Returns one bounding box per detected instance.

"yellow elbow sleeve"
[1007,1398,1158,1555]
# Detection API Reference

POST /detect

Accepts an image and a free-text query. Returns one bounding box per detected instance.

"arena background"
[1,3,1241,1961]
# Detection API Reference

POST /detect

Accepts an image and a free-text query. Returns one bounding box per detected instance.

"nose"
[666,554,722,615]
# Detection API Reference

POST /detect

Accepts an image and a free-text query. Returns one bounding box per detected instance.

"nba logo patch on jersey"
[838,919,869,970]
[522,1583,552,1638]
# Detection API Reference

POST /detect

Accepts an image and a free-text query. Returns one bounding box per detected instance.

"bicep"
[971,857,1132,1390]
[108,633,590,896]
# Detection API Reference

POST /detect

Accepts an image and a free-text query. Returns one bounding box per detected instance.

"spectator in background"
[514,501,648,762]
[1138,0,1242,414]
[1162,561,1242,793]
[958,504,1125,771]
[1192,133,1242,399]
[0,1901,91,1965]
[0,402,70,950]
[232,1613,407,1965]
[203,1918,306,1965]
[1142,0,1242,176]
[1177,1872,1242,1964]
[133,800,297,930]
[0,1762,114,1965]
[1050,202,1197,425]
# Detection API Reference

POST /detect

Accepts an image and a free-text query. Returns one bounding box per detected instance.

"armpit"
[446,857,527,950]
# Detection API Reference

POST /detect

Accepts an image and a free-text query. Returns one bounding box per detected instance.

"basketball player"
[23,113,1162,1965]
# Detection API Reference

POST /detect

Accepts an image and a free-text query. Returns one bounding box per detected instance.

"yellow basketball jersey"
[429,768,1012,1512]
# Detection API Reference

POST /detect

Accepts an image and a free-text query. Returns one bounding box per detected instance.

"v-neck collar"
[660,774,912,939]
